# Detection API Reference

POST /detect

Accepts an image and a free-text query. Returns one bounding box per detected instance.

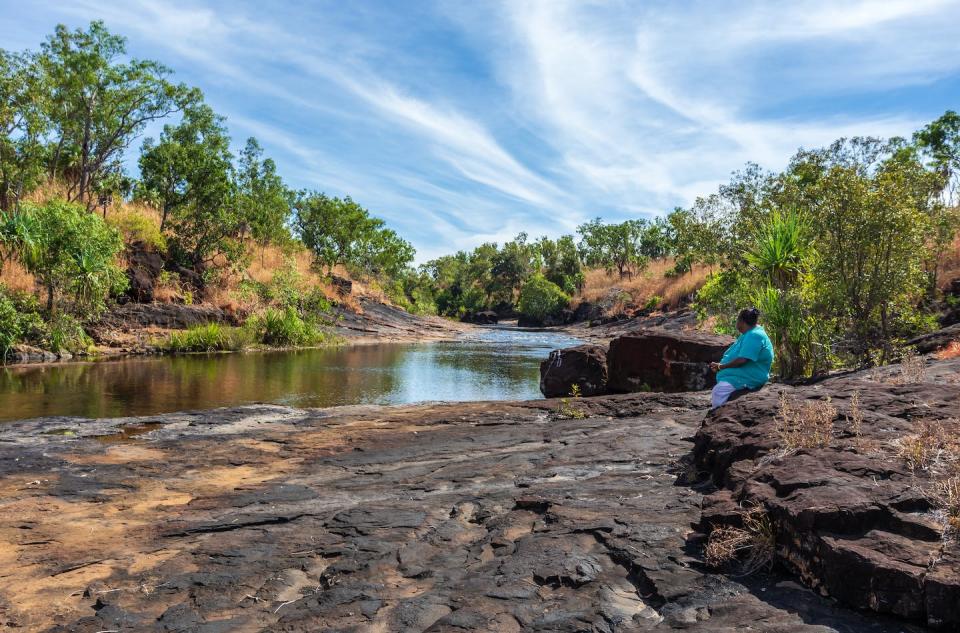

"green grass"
[163,323,251,352]
[163,311,341,354]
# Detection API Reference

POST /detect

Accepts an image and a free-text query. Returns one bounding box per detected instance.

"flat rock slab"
[0,393,923,632]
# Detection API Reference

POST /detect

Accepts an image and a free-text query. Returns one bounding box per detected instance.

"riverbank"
[3,357,957,630]
[4,295,472,367]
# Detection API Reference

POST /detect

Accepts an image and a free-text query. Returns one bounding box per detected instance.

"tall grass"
[163,323,250,352]
[577,258,710,310]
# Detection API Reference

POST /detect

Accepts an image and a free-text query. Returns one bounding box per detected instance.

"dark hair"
[738,307,760,327]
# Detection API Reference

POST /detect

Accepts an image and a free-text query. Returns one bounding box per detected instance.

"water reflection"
[0,327,582,421]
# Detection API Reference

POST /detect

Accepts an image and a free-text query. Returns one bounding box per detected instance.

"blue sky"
[3,0,960,261]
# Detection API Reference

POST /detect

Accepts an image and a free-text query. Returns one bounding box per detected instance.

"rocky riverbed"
[0,373,945,631]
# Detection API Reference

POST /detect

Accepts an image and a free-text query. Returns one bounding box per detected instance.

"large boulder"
[572,301,603,323]
[125,241,164,303]
[330,274,353,297]
[607,327,732,393]
[519,309,575,328]
[461,310,498,325]
[4,344,57,364]
[539,345,608,397]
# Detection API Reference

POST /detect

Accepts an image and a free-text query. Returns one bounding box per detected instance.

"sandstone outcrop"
[693,357,960,629]
[99,302,227,330]
[607,327,732,393]
[539,344,608,397]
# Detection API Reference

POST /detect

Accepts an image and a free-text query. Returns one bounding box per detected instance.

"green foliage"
[644,295,663,311]
[534,235,583,294]
[44,313,92,354]
[799,139,939,362]
[163,323,248,353]
[0,49,48,212]
[577,218,649,278]
[744,209,808,289]
[695,269,753,334]
[106,208,166,252]
[247,307,329,347]
[0,289,44,357]
[0,287,90,358]
[695,135,956,373]
[16,199,126,315]
[39,22,195,208]
[518,275,570,322]
[236,137,293,250]
[294,192,414,280]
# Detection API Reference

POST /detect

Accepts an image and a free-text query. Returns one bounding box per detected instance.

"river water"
[0,327,582,422]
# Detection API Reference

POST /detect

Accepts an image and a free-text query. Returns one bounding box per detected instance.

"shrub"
[895,348,928,384]
[45,313,92,354]
[644,294,663,311]
[16,199,127,316]
[932,476,960,535]
[518,275,570,322]
[0,287,46,358]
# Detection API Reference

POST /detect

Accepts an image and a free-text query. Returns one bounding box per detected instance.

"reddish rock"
[539,344,608,397]
[607,327,732,393]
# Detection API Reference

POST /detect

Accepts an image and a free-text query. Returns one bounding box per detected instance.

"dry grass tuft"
[895,349,928,384]
[775,393,837,451]
[577,259,711,310]
[931,476,960,535]
[894,420,960,475]
[0,259,36,294]
[705,506,775,576]
[846,390,863,447]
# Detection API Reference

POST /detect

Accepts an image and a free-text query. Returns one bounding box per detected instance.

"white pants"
[711,381,736,409]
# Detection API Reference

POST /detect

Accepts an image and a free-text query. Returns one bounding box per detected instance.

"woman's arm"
[710,357,750,371]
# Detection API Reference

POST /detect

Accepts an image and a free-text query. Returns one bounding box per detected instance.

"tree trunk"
[46,284,54,313]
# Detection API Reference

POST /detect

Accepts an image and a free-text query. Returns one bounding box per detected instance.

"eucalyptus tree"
[40,21,194,208]
[0,49,48,212]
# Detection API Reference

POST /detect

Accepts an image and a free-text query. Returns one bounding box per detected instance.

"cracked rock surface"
[0,392,924,631]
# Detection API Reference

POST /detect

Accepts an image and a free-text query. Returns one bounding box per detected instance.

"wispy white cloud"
[5,0,959,261]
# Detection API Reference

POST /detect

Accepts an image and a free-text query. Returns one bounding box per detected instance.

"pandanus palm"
[745,209,808,291]
[745,209,812,378]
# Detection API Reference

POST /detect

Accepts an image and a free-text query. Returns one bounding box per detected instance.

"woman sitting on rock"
[709,307,774,409]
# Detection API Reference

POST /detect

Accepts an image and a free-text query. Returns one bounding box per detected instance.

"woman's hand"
[710,362,721,372]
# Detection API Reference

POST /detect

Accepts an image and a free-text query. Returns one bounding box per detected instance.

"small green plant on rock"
[556,384,587,420]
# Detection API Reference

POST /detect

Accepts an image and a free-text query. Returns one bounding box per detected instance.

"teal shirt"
[716,325,774,390]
